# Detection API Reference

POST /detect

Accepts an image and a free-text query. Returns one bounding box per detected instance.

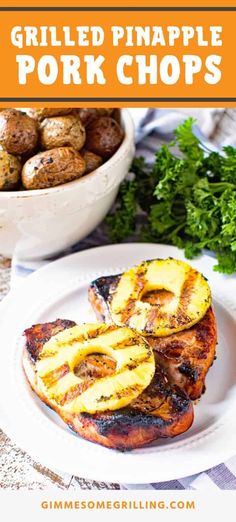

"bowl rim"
[0,108,134,199]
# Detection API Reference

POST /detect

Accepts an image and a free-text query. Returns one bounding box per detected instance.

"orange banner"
[0,4,235,106]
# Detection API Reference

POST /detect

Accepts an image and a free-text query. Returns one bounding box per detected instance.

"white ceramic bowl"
[0,109,134,261]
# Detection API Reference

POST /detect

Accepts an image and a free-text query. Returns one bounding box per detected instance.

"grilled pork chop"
[23,319,193,450]
[88,275,217,400]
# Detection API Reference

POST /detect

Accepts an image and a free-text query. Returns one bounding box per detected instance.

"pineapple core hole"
[74,353,117,380]
[141,289,174,306]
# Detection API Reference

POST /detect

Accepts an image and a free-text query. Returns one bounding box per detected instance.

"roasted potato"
[81,149,103,174]
[112,108,121,125]
[0,109,38,156]
[85,117,124,159]
[40,115,86,151]
[72,108,114,127]
[23,108,72,122]
[22,147,86,190]
[0,150,21,190]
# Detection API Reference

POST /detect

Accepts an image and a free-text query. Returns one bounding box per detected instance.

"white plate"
[0,243,236,484]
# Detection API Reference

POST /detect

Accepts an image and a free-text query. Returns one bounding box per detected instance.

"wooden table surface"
[1,108,236,489]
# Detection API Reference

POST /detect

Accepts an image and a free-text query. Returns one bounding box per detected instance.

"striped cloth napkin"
[11,108,236,489]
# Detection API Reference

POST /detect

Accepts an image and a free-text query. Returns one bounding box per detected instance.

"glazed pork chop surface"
[23,319,193,450]
[88,274,217,400]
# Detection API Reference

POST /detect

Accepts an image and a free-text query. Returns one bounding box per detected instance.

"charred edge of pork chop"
[22,319,193,450]
[88,275,217,400]
[89,275,121,323]
[24,318,76,362]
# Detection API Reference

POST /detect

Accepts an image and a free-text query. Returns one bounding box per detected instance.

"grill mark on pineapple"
[96,384,144,403]
[117,266,147,325]
[45,325,114,351]
[132,265,147,302]
[119,298,136,325]
[40,363,70,387]
[56,380,95,405]
[176,269,199,323]
[59,333,97,347]
[135,265,147,291]
[112,337,141,350]
[47,333,89,349]
[86,325,116,338]
[121,353,153,372]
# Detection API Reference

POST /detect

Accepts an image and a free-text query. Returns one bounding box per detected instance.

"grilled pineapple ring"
[36,323,155,414]
[110,259,211,336]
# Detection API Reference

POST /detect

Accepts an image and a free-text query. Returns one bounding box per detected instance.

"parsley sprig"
[107,118,236,274]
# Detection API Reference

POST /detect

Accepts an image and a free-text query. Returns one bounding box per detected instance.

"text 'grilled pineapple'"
[36,323,155,414]
[109,258,211,336]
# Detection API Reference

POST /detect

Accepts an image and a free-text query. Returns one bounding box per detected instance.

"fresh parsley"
[107,118,236,274]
